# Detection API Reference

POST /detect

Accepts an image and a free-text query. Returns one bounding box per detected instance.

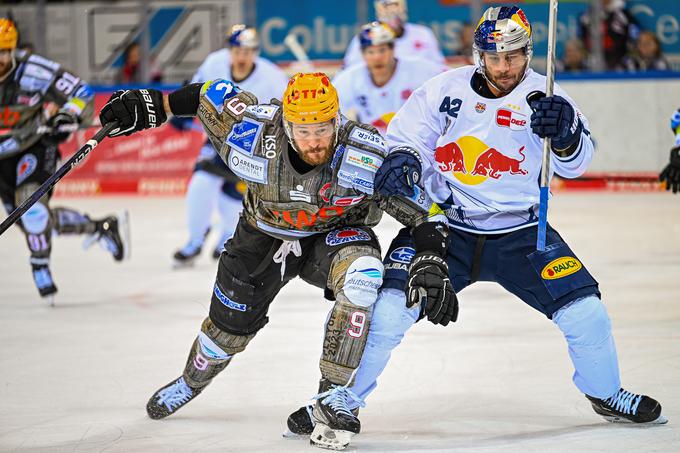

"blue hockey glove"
[374,147,422,197]
[528,91,582,150]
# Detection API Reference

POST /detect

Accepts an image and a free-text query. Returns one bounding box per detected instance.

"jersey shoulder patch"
[246,103,280,121]
[345,123,386,156]
[226,116,264,156]
[200,79,240,113]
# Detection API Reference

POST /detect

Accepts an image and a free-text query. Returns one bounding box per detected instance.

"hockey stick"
[284,33,314,72]
[536,0,559,251]
[0,121,118,236]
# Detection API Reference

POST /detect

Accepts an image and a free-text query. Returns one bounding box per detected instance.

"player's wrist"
[168,83,203,117]
[411,222,450,257]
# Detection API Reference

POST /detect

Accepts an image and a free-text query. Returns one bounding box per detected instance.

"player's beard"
[298,144,334,166]
[486,67,525,95]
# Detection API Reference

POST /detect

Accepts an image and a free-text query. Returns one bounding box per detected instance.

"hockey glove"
[374,147,422,198]
[659,146,680,194]
[44,110,78,144]
[99,89,167,137]
[407,253,458,326]
[528,91,582,151]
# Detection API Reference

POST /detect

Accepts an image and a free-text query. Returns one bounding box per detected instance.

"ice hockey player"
[286,5,667,442]
[98,71,430,450]
[343,0,445,68]
[333,21,446,135]
[659,107,680,193]
[172,25,288,267]
[0,18,129,305]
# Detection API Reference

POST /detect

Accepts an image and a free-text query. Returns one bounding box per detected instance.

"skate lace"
[273,240,302,280]
[156,377,193,411]
[604,388,642,415]
[313,385,365,418]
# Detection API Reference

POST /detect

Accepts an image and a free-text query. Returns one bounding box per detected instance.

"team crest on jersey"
[389,246,415,264]
[475,102,486,113]
[227,117,263,156]
[325,228,371,246]
[17,153,38,185]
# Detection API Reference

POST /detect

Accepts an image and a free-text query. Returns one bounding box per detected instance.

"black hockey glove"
[528,91,582,151]
[659,145,680,194]
[374,147,422,198]
[407,253,458,326]
[99,89,167,137]
[44,110,78,144]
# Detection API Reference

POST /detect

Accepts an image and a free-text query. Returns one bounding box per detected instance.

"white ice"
[1,193,679,452]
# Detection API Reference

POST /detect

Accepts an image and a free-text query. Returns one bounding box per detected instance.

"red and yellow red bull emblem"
[434,136,527,184]
[371,112,396,134]
[541,257,582,280]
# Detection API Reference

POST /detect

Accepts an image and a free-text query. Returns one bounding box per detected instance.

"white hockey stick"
[537,0,558,251]
[284,33,314,72]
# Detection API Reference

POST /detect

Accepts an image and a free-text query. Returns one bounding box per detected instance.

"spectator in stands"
[579,0,640,70]
[556,38,589,73]
[623,31,670,72]
[116,41,163,84]
[455,22,474,64]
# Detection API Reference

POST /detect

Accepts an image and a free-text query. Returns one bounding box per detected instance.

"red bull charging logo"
[371,112,396,135]
[434,136,527,185]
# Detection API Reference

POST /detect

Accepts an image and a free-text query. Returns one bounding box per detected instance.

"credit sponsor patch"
[227,117,263,156]
[541,256,582,280]
[16,153,38,185]
[349,127,385,151]
[228,150,268,183]
[213,283,247,312]
[325,227,371,246]
[246,104,279,120]
[345,148,383,173]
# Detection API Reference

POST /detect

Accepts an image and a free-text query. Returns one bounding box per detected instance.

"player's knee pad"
[20,202,50,235]
[330,245,383,308]
[368,288,418,349]
[552,295,611,347]
[320,291,374,385]
[183,317,255,388]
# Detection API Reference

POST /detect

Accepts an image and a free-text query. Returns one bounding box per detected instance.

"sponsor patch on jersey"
[262,134,277,158]
[325,227,371,246]
[19,74,51,93]
[349,127,385,151]
[289,185,312,202]
[496,107,527,130]
[389,246,415,264]
[345,148,383,173]
[330,144,345,170]
[246,104,279,120]
[203,80,239,113]
[343,256,384,307]
[338,169,374,194]
[23,63,54,81]
[228,150,268,183]
[27,53,60,71]
[541,256,582,280]
[332,194,365,207]
[213,283,247,312]
[0,137,20,157]
[197,331,231,360]
[227,117,263,156]
[16,153,38,185]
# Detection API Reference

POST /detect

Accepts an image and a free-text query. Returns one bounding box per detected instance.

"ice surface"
[1,193,678,452]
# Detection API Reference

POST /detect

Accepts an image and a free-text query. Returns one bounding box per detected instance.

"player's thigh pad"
[330,244,383,307]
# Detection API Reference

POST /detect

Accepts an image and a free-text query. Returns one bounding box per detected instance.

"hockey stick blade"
[0,121,118,236]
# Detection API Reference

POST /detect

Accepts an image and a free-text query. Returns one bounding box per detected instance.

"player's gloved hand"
[374,147,422,198]
[44,110,78,144]
[407,253,458,326]
[99,89,167,137]
[528,91,582,150]
[659,146,680,193]
[670,108,680,135]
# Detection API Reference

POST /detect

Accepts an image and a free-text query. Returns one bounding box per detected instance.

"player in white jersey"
[343,0,445,68]
[173,25,288,266]
[659,107,680,193]
[286,6,666,441]
[333,22,446,135]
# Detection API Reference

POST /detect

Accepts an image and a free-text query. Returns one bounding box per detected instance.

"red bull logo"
[434,136,528,185]
[371,112,396,135]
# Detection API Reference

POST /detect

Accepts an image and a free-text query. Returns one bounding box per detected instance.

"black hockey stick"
[0,122,118,236]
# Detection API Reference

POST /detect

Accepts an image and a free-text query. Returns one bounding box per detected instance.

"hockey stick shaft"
[284,33,314,72]
[537,0,558,251]
[0,122,118,236]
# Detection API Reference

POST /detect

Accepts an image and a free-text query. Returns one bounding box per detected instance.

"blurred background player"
[659,108,680,193]
[343,0,444,68]
[333,21,446,135]
[172,25,288,267]
[0,18,129,305]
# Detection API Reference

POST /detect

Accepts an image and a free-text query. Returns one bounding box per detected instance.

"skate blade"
[118,210,131,261]
[601,414,669,425]
[43,295,55,307]
[172,257,198,269]
[282,429,311,439]
[309,423,354,450]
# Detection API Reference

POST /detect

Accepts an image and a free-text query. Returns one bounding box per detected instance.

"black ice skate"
[146,376,204,420]
[84,211,130,261]
[310,382,364,450]
[285,404,360,438]
[586,388,668,424]
[31,262,57,306]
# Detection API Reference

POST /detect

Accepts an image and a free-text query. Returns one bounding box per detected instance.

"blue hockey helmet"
[359,21,396,49]
[473,6,533,69]
[227,24,259,49]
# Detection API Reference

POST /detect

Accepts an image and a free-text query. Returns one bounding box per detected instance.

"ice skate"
[146,376,204,420]
[586,388,668,424]
[83,211,130,261]
[31,263,57,306]
[309,382,364,450]
[284,405,315,437]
